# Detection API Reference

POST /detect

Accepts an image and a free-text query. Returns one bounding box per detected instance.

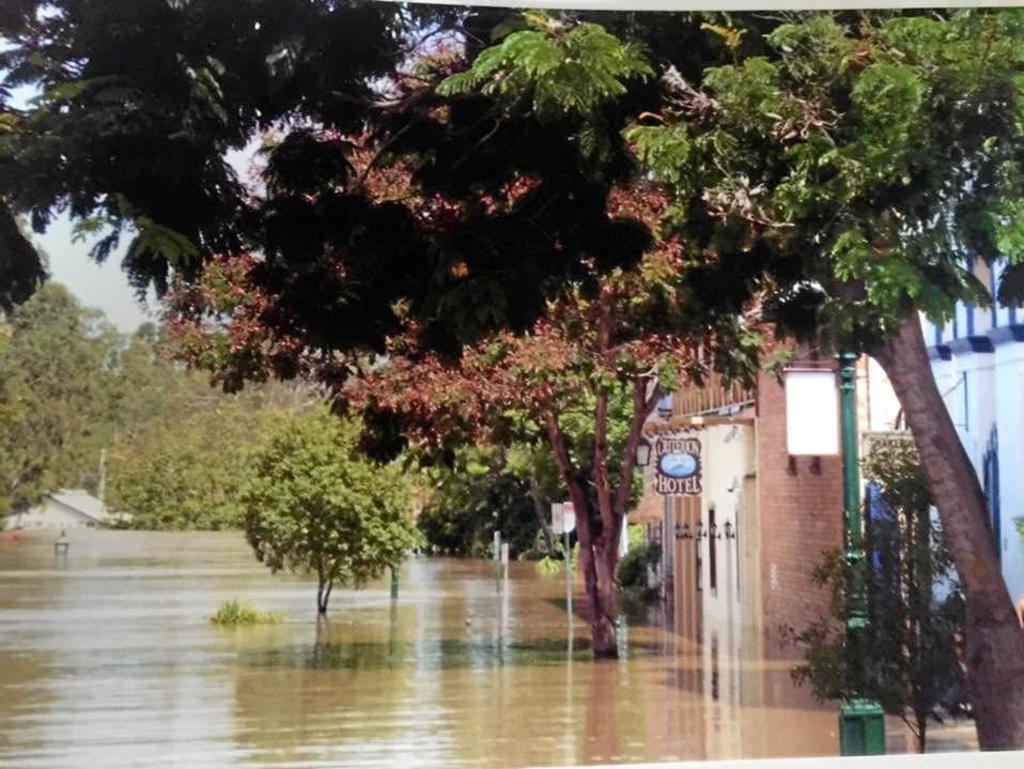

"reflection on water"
[0,530,840,768]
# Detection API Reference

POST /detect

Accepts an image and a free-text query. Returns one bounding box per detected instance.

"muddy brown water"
[0,530,862,767]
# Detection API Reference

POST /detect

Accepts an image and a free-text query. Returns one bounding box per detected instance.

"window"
[709,506,717,595]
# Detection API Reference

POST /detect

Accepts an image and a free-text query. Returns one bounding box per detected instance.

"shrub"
[788,440,967,753]
[618,530,661,603]
[210,599,285,626]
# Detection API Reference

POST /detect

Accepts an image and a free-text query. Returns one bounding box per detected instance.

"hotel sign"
[652,432,702,497]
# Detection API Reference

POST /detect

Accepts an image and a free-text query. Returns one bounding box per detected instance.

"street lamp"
[657,394,673,420]
[636,437,652,467]
[786,358,884,753]
[836,351,885,756]
[782,355,885,756]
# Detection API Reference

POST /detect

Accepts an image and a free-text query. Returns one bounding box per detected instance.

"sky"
[39,216,156,333]
[27,145,257,334]
[8,75,258,333]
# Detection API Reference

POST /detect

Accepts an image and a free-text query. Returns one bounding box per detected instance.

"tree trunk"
[545,412,621,658]
[592,530,620,658]
[569,491,619,658]
[874,316,1024,750]
[316,575,333,615]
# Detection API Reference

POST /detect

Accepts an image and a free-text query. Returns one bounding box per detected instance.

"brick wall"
[755,368,844,661]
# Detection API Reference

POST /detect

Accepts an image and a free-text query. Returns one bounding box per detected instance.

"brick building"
[635,363,858,657]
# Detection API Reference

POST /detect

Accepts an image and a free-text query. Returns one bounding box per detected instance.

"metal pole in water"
[564,528,572,619]
[501,542,509,587]
[494,530,502,592]
[390,565,399,600]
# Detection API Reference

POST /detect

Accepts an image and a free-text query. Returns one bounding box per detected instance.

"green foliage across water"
[0,281,309,529]
[618,527,661,604]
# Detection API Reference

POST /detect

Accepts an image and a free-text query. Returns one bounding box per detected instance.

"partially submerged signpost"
[551,502,577,618]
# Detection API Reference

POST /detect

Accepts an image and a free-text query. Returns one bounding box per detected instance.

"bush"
[210,600,285,626]
[418,472,542,558]
[535,554,564,576]
[787,440,967,753]
[618,529,661,603]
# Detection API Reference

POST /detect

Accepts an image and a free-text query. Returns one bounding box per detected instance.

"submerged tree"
[241,408,419,615]
[175,171,760,655]
[790,439,967,753]
[344,237,759,656]
[416,444,555,559]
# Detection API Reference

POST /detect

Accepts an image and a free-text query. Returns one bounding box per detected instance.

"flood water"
[0,530,931,768]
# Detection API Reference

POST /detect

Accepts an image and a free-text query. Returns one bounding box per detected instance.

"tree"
[342,238,758,656]
[789,439,967,753]
[108,402,285,530]
[240,408,419,615]
[0,283,119,513]
[625,11,1024,747]
[6,2,1021,740]
[173,171,759,656]
[0,0,414,294]
[416,444,551,559]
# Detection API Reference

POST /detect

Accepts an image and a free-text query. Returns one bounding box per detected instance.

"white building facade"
[921,257,1024,604]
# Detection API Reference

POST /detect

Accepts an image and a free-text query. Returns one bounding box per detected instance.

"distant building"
[3,489,127,530]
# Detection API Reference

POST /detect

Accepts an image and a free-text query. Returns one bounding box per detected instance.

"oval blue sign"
[658,451,699,479]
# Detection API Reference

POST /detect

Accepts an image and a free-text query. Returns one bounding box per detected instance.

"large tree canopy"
[0,0,412,294]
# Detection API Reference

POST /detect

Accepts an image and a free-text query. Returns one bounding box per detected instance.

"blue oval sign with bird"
[652,433,703,496]
[658,451,699,479]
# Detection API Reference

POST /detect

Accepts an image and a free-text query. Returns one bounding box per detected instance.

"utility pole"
[837,351,885,755]
[97,448,108,510]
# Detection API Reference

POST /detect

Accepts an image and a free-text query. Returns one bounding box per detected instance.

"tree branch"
[613,375,661,519]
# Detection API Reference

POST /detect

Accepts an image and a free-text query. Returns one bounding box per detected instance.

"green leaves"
[703,57,785,135]
[241,408,419,596]
[624,124,693,191]
[849,62,928,185]
[790,440,967,746]
[129,217,199,268]
[440,18,652,123]
[438,14,652,161]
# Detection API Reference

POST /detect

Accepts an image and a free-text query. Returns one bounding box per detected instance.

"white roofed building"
[3,489,126,530]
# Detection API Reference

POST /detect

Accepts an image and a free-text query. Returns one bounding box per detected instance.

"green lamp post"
[837,351,886,756]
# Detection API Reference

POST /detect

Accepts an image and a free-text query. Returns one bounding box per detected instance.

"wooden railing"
[673,369,755,417]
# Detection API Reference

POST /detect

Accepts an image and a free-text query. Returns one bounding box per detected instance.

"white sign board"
[551,503,563,533]
[562,502,576,534]
[784,369,839,456]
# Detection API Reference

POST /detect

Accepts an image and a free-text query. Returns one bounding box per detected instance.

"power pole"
[97,448,108,510]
